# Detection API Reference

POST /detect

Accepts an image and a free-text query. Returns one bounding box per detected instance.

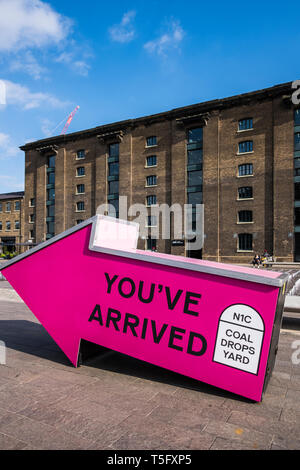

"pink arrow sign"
[0,215,288,401]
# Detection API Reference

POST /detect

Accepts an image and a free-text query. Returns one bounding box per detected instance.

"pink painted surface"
[133,249,282,279]
[1,224,281,401]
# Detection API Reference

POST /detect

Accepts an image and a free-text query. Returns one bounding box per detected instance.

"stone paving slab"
[0,287,22,302]
[0,282,299,450]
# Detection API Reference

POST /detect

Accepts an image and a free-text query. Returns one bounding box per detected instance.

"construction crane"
[49,105,80,137]
[60,105,80,135]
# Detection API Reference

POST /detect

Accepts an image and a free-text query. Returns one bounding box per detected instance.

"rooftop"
[0,192,24,201]
[20,81,293,151]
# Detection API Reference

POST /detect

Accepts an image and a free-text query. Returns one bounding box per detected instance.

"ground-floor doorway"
[0,237,16,254]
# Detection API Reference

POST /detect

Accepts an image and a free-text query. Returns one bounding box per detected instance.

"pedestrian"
[252,253,261,268]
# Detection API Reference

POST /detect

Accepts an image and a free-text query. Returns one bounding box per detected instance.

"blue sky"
[0,0,299,193]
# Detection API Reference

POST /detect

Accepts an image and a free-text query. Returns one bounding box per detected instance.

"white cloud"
[9,51,47,79]
[0,1,92,79]
[1,80,69,110]
[109,10,136,43]
[144,20,185,57]
[55,52,73,64]
[41,118,55,137]
[0,0,72,53]
[0,133,20,158]
[55,52,91,77]
[0,79,6,105]
[73,60,90,77]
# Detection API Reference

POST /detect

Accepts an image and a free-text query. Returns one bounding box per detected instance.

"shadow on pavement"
[84,343,249,402]
[282,317,300,331]
[0,319,251,404]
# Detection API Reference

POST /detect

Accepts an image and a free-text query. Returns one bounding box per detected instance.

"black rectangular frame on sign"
[262,280,287,396]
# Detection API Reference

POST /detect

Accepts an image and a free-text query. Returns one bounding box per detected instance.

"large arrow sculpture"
[0,215,288,401]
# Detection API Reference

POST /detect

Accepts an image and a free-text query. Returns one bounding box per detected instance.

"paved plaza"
[0,280,299,450]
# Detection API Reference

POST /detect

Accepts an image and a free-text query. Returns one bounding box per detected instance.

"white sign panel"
[213,304,265,375]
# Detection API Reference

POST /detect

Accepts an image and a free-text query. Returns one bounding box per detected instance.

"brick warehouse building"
[20,81,300,263]
[0,192,24,255]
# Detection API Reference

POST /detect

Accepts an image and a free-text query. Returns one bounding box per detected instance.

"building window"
[146,175,157,186]
[238,164,253,176]
[29,214,35,223]
[108,181,119,195]
[238,186,253,199]
[15,220,20,230]
[295,133,300,151]
[76,184,85,194]
[47,222,55,236]
[47,188,55,201]
[147,215,157,227]
[0,203,2,212]
[76,167,85,177]
[188,128,203,143]
[295,109,300,126]
[295,183,300,201]
[48,155,56,168]
[0,222,2,231]
[295,207,300,225]
[188,170,202,187]
[187,126,203,261]
[107,144,120,219]
[188,149,203,165]
[188,192,203,205]
[29,230,35,240]
[46,155,56,239]
[238,141,253,154]
[47,205,55,217]
[108,199,119,217]
[146,136,157,147]
[238,210,253,223]
[238,233,253,251]
[109,143,119,158]
[15,201,20,211]
[6,221,11,231]
[239,118,253,131]
[146,155,157,167]
[76,220,84,225]
[147,238,157,251]
[6,202,11,212]
[30,198,35,207]
[76,201,85,212]
[146,195,157,206]
[108,162,119,176]
[47,172,55,185]
[76,150,85,160]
